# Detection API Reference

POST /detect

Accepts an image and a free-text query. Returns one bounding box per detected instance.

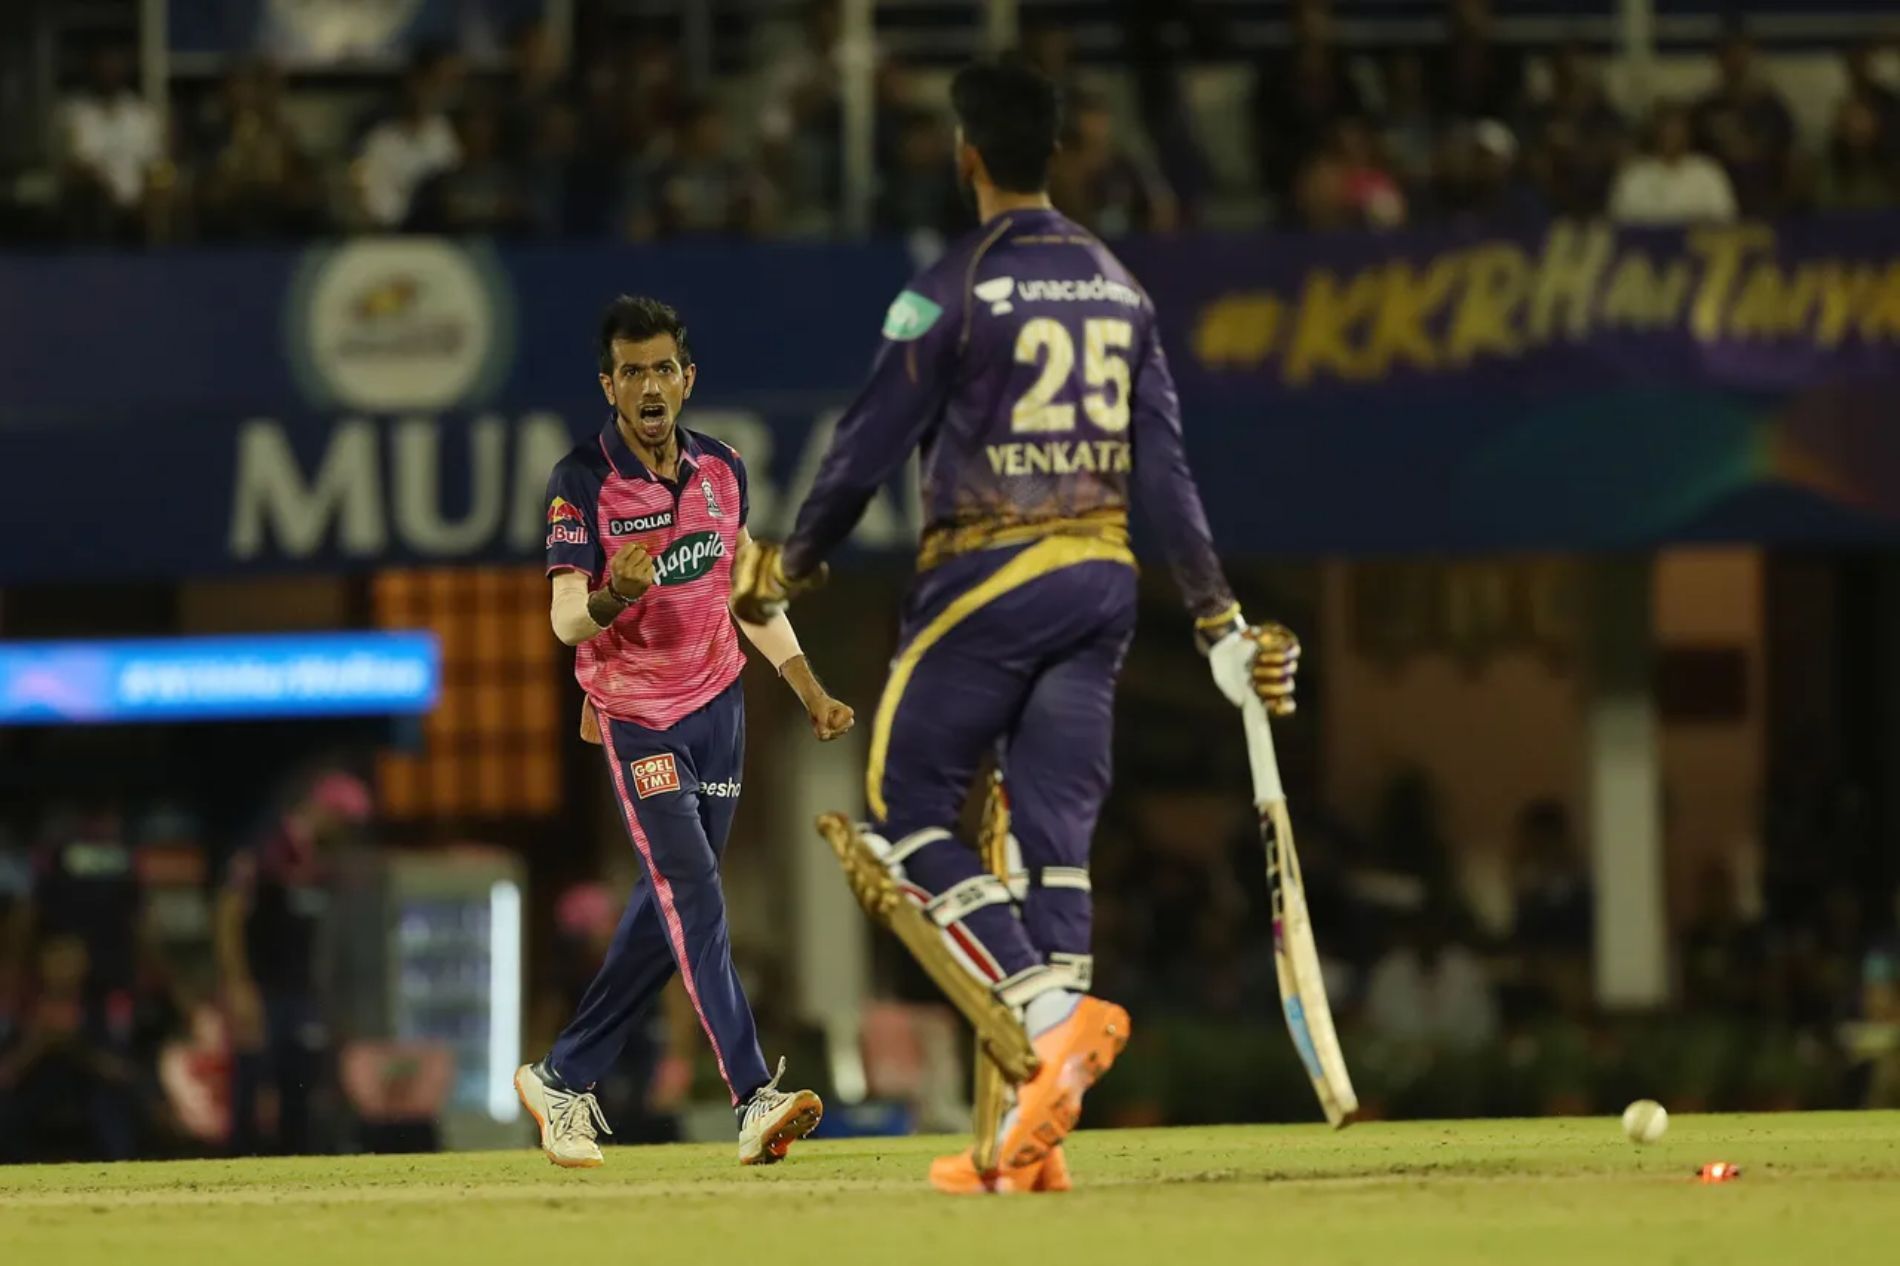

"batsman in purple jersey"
[732,62,1300,1192]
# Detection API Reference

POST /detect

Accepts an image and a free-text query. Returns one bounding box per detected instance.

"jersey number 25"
[1011,317,1133,435]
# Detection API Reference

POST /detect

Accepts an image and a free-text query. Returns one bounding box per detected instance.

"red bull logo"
[547,497,590,549]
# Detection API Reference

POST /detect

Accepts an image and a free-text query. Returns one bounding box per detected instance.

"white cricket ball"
[1621,1099,1669,1145]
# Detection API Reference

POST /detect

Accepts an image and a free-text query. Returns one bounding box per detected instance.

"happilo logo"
[974,276,1014,315]
[652,530,726,586]
[1014,274,1143,309]
[288,237,510,411]
[631,753,681,799]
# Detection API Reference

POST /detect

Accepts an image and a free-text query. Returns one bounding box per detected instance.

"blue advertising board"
[0,632,440,724]
[1,219,1899,581]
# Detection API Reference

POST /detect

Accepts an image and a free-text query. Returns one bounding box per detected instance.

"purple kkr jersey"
[784,207,1234,620]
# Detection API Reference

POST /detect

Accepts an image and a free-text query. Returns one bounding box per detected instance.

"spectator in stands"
[58,44,168,244]
[1425,0,1524,124]
[1381,52,1440,199]
[1115,0,1218,221]
[219,770,371,1155]
[1424,119,1541,226]
[0,936,144,1162]
[1610,102,1738,226]
[1050,92,1179,237]
[1253,0,1367,213]
[354,48,464,229]
[517,97,582,237]
[624,35,687,145]
[757,0,852,233]
[1842,43,1900,155]
[1296,116,1406,232]
[11,808,170,1042]
[194,61,320,240]
[1504,799,1592,1020]
[1365,904,1499,1052]
[498,19,568,163]
[873,108,968,245]
[640,99,772,240]
[1692,31,1799,217]
[872,60,927,186]
[1817,91,1900,212]
[1773,884,1870,1030]
[1861,892,1900,1108]
[1522,43,1628,218]
[1680,861,1766,1017]
[411,104,530,235]
[1021,20,1088,106]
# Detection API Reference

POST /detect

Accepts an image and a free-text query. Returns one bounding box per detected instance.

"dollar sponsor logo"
[652,530,726,586]
[632,753,680,798]
[609,511,672,534]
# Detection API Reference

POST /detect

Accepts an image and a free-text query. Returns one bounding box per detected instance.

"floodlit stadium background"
[2,0,1899,1161]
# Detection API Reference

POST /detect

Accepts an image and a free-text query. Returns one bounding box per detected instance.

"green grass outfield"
[5,1114,1899,1265]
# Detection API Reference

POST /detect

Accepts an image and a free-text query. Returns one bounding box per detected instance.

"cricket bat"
[969,769,1012,1174]
[1240,695,1358,1128]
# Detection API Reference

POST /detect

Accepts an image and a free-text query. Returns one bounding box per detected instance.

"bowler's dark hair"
[598,295,692,374]
[951,60,1061,194]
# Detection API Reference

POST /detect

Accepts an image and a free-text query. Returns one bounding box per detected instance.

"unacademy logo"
[653,531,726,586]
[1015,275,1143,308]
[974,276,1014,315]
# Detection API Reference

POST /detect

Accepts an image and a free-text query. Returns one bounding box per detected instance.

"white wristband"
[739,609,804,671]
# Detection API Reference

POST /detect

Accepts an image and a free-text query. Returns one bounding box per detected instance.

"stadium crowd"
[10,0,1900,250]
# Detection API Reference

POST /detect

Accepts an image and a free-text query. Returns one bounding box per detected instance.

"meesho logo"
[652,531,726,586]
[289,237,508,411]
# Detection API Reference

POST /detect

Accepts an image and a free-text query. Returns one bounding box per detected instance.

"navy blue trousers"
[549,679,770,1105]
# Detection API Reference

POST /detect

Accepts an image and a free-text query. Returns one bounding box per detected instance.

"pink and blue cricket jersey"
[542,420,771,1104]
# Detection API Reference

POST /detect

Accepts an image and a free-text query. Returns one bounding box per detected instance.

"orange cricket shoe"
[928,1144,1071,1194]
[995,995,1129,1171]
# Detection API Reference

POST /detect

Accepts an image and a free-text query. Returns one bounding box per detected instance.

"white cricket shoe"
[737,1057,823,1166]
[516,1062,612,1168]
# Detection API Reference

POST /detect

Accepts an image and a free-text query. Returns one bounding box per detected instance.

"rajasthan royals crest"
[703,476,723,519]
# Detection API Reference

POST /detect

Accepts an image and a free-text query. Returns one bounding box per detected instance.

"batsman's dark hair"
[950,59,1061,194]
[598,294,692,374]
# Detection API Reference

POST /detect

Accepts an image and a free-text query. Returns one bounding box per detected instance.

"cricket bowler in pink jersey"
[516,295,855,1170]
[733,62,1303,1191]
